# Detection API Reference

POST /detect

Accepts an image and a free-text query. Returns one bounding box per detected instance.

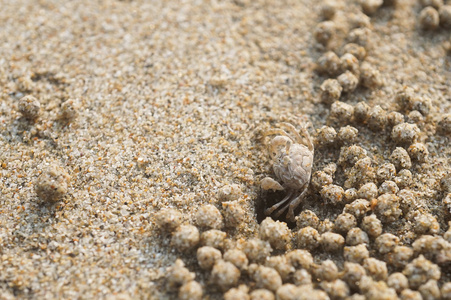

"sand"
[0,0,450,299]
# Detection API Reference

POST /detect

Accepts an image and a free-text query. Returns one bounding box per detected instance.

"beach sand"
[0,0,450,299]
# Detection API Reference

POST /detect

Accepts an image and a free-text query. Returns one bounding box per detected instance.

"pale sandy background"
[0,0,450,299]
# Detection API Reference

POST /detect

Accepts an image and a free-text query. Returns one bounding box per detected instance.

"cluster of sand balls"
[157,2,451,299]
[159,200,451,299]
[16,95,80,203]
[418,0,451,30]
[17,95,79,124]
[314,4,384,106]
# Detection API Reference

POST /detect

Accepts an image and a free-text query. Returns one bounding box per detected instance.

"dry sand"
[0,0,450,299]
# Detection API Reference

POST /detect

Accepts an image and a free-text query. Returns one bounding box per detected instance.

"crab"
[261,122,314,221]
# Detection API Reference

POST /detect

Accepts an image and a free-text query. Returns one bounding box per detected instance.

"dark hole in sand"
[255,189,297,229]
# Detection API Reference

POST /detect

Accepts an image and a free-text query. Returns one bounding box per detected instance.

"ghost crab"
[261,122,314,222]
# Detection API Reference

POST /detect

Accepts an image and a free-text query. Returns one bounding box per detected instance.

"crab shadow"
[255,189,298,229]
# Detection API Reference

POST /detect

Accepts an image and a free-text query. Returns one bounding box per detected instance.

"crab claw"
[261,177,284,191]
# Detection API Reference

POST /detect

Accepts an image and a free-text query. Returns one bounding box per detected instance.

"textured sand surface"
[0,0,450,299]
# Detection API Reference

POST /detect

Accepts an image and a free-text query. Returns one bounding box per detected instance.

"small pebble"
[314,21,336,45]
[420,0,443,9]
[441,282,451,300]
[155,208,183,232]
[319,279,350,299]
[400,289,423,300]
[387,111,405,127]
[346,227,370,246]
[361,214,383,238]
[443,193,451,215]
[342,43,367,60]
[354,101,370,123]
[211,260,241,291]
[419,7,440,30]
[328,101,354,126]
[265,255,295,282]
[314,259,339,281]
[337,125,358,144]
[296,210,320,229]
[320,79,342,105]
[219,184,242,201]
[376,163,397,183]
[348,11,372,28]
[363,258,388,281]
[338,144,367,167]
[390,147,412,170]
[359,0,383,15]
[195,204,224,229]
[197,246,222,270]
[374,193,402,223]
[412,211,440,234]
[166,259,195,288]
[223,249,248,271]
[340,53,360,76]
[179,281,203,300]
[171,225,200,251]
[343,199,371,219]
[18,95,41,120]
[358,182,378,200]
[419,279,441,300]
[200,229,227,249]
[403,255,441,289]
[315,126,337,146]
[395,169,413,188]
[407,110,424,124]
[408,142,429,162]
[317,52,341,76]
[320,232,345,252]
[59,99,79,122]
[275,284,299,300]
[311,171,334,192]
[334,213,357,234]
[367,105,387,131]
[293,269,312,286]
[344,244,369,264]
[242,238,272,263]
[337,71,359,93]
[320,0,338,20]
[222,201,245,227]
[320,184,345,205]
[224,285,249,300]
[360,62,383,89]
[391,123,420,145]
[437,114,451,135]
[259,217,291,250]
[253,265,282,292]
[286,249,314,270]
[387,272,409,294]
[297,226,320,251]
[250,289,274,300]
[378,180,399,195]
[439,5,451,28]
[35,164,71,202]
[441,173,451,193]
[389,246,414,269]
[318,218,334,233]
[348,27,372,48]
[375,233,399,254]
[344,188,358,203]
[342,262,366,290]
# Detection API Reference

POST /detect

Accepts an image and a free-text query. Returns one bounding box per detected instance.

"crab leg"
[263,129,290,139]
[285,186,309,222]
[265,190,293,216]
[280,123,314,152]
